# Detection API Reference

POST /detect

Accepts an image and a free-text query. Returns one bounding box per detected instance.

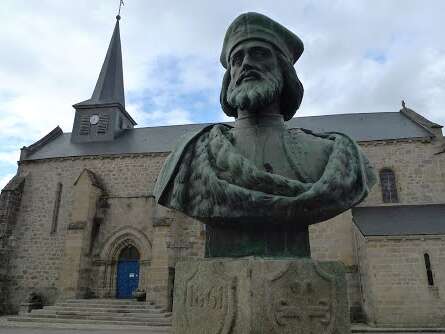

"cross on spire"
[117,0,124,20]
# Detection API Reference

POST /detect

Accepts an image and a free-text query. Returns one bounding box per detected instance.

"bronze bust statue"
[154,12,376,257]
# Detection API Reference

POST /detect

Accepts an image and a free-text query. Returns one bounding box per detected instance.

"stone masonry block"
[173,257,350,334]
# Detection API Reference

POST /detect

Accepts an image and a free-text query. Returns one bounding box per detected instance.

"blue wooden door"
[117,260,140,298]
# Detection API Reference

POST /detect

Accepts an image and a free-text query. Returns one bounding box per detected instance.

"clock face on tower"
[89,115,100,125]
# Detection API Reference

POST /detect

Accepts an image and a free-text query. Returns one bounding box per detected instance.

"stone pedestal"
[172,257,350,334]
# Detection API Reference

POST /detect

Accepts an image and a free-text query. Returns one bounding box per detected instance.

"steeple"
[71,15,136,144]
[75,17,125,109]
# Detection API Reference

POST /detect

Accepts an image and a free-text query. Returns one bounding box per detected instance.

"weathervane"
[117,0,124,20]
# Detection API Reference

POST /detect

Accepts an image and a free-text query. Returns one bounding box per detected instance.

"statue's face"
[229,40,279,84]
[226,40,283,112]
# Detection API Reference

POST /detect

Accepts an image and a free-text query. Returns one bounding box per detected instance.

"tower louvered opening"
[97,114,110,135]
[79,115,91,136]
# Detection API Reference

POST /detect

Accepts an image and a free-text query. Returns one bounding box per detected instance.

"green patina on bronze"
[154,12,376,258]
[205,223,310,258]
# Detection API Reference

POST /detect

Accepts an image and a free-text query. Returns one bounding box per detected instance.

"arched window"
[119,245,140,261]
[379,168,398,203]
[424,253,434,286]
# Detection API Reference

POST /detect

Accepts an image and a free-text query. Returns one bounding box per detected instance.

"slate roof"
[352,204,445,236]
[22,111,436,161]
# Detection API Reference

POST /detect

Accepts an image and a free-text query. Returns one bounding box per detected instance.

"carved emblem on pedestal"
[179,263,237,334]
[267,261,336,334]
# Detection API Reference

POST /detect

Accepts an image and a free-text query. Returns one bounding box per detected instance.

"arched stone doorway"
[116,245,140,298]
[96,227,152,299]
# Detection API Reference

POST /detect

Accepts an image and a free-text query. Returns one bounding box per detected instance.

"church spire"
[75,16,125,108]
[71,13,136,144]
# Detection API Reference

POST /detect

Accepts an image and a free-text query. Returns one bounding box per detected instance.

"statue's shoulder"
[154,123,230,202]
[282,128,334,181]
[287,127,334,153]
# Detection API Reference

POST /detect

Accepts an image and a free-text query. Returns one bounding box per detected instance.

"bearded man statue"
[154,12,376,258]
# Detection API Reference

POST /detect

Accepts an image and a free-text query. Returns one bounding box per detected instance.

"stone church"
[1,17,444,328]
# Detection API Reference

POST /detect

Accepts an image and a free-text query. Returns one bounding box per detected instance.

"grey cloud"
[1,0,445,187]
[1,0,444,140]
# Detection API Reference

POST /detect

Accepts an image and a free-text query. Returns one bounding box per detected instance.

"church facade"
[1,18,445,328]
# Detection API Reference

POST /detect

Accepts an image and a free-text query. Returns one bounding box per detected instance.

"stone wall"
[358,234,445,327]
[90,196,155,298]
[4,131,445,320]
[309,138,445,263]
[308,136,445,322]
[6,151,207,312]
[0,248,9,315]
[6,153,167,312]
[57,169,104,299]
[0,175,25,314]
[360,138,445,206]
[0,176,25,248]
[353,225,376,324]
[148,206,205,308]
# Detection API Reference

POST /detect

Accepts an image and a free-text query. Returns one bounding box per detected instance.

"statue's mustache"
[236,69,262,86]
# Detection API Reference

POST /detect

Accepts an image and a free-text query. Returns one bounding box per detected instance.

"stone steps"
[64,299,163,307]
[29,310,172,320]
[66,298,146,304]
[45,305,166,313]
[8,298,172,330]
[58,302,164,309]
[18,316,171,326]
[8,316,171,327]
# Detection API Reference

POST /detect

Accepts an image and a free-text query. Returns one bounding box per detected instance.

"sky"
[1,0,445,189]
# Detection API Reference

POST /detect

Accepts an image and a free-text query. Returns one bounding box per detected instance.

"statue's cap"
[220,12,304,69]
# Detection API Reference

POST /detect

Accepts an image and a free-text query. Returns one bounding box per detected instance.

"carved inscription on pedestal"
[267,261,336,334]
[175,262,237,334]
[186,285,226,310]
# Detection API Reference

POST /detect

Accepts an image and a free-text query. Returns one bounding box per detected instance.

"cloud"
[127,103,192,126]
[126,54,222,125]
[0,151,19,166]
[147,108,193,126]
[1,0,445,186]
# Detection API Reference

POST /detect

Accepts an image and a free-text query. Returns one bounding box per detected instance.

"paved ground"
[0,317,170,334]
[1,317,444,334]
[0,328,444,334]
[0,329,152,334]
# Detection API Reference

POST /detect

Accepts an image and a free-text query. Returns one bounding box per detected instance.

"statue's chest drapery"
[231,126,297,179]
[154,123,376,225]
[230,126,332,183]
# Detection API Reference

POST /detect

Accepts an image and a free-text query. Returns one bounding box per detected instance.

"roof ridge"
[108,112,401,130]
[400,107,443,129]
[22,112,435,161]
[20,126,63,160]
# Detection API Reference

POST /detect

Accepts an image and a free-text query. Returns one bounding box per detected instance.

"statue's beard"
[227,70,283,111]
